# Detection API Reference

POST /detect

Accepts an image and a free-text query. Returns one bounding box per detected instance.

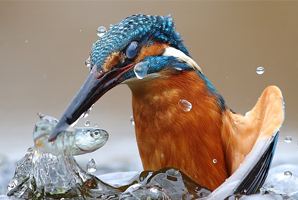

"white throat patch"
[162,47,202,72]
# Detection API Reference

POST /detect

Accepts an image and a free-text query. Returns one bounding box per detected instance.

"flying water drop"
[130,116,135,126]
[284,136,292,143]
[86,158,97,173]
[284,170,292,178]
[134,61,150,79]
[85,57,91,68]
[109,24,113,29]
[25,40,28,43]
[178,99,192,112]
[97,26,107,37]
[82,106,93,118]
[213,159,217,164]
[85,120,90,127]
[256,66,265,75]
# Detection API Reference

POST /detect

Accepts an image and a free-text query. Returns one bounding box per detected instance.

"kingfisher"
[49,14,284,192]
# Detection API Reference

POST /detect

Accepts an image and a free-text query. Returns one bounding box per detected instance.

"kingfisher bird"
[49,14,284,191]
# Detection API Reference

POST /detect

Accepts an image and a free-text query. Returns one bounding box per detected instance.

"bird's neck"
[128,70,228,190]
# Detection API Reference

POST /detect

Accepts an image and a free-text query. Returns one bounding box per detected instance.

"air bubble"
[130,116,135,126]
[97,26,107,37]
[178,99,192,112]
[86,158,97,173]
[134,61,150,79]
[284,136,292,143]
[256,66,265,75]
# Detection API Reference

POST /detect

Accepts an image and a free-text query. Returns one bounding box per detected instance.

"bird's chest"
[130,86,208,169]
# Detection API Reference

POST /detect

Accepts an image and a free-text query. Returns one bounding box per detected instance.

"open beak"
[48,63,135,141]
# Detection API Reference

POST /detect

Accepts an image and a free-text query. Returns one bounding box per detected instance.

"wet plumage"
[49,14,284,191]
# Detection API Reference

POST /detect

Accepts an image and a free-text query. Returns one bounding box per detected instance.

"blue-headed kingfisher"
[49,14,284,191]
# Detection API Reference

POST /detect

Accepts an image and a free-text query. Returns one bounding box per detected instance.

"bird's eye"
[126,41,139,59]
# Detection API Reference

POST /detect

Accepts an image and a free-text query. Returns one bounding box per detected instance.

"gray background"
[0,1,297,172]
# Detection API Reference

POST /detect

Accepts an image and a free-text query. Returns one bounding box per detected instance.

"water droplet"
[94,123,98,127]
[79,29,82,32]
[25,40,28,43]
[118,23,124,29]
[82,106,93,118]
[226,76,229,78]
[174,67,182,71]
[86,158,97,173]
[243,189,247,193]
[161,153,164,158]
[234,120,238,124]
[85,57,91,68]
[97,26,107,37]
[213,159,217,164]
[284,136,292,143]
[284,170,292,178]
[109,24,113,29]
[178,99,192,112]
[130,116,135,125]
[256,66,265,75]
[134,61,150,79]
[85,120,90,127]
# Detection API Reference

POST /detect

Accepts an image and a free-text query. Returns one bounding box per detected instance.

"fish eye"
[126,41,139,59]
[91,129,101,138]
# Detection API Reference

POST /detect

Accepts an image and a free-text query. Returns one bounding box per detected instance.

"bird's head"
[49,14,201,141]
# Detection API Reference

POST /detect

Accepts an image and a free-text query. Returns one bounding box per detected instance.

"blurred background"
[0,1,297,186]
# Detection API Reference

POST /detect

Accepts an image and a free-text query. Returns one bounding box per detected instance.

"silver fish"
[34,113,108,155]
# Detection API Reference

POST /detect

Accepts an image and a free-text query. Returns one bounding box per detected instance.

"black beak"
[48,64,135,141]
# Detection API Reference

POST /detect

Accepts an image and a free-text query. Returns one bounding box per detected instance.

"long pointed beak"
[48,64,135,141]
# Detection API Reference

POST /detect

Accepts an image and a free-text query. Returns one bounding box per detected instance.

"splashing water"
[6,114,211,199]
[133,61,150,79]
[256,66,265,75]
[97,26,107,37]
[178,99,192,112]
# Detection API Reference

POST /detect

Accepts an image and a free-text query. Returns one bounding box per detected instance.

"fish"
[33,113,108,155]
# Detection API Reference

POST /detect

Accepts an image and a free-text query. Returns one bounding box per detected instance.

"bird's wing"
[205,86,285,199]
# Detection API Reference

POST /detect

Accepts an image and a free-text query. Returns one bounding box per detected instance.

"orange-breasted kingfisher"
[49,14,284,192]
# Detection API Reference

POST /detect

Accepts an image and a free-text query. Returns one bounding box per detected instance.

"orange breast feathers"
[128,71,229,190]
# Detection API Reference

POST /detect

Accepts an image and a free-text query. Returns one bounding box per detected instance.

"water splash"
[178,99,192,112]
[256,66,265,75]
[284,136,292,143]
[97,26,107,37]
[134,61,150,79]
[86,158,97,173]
